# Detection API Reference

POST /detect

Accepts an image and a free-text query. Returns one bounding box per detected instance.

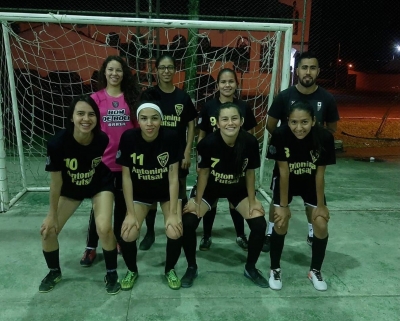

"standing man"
[262,51,339,252]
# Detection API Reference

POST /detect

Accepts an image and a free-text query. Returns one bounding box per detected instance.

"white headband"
[136,103,164,120]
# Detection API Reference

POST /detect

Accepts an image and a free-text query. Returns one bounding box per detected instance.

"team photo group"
[39,51,338,295]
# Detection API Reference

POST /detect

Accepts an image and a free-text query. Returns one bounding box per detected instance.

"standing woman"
[116,93,184,290]
[182,102,267,288]
[80,55,140,267]
[266,101,335,291]
[40,95,120,295]
[196,68,258,251]
[139,53,198,251]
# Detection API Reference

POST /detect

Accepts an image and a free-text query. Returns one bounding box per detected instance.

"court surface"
[0,157,399,321]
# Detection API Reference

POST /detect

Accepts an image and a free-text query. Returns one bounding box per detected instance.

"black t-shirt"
[197,97,257,135]
[45,129,111,193]
[267,124,336,192]
[116,127,180,200]
[268,86,339,125]
[145,86,198,154]
[197,129,260,197]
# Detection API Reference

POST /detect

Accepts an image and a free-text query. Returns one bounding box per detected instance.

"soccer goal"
[0,12,292,211]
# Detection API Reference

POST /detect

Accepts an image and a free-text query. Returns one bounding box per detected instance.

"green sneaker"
[165,269,181,290]
[121,270,139,291]
[104,271,121,295]
[39,270,62,293]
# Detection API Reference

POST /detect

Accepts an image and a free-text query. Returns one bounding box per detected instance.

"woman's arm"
[245,169,256,204]
[315,165,326,207]
[48,171,62,218]
[277,161,289,207]
[122,166,136,217]
[182,120,195,169]
[168,161,180,215]
[197,129,206,143]
[195,167,209,205]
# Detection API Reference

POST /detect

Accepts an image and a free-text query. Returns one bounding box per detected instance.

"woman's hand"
[274,206,291,229]
[40,215,59,240]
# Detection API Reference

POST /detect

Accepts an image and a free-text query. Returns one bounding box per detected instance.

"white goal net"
[0,13,292,211]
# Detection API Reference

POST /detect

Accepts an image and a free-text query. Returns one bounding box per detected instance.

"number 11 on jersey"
[130,153,144,165]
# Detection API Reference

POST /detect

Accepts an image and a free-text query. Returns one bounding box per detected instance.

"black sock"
[165,237,183,273]
[310,234,329,271]
[230,208,245,237]
[245,216,266,269]
[269,228,286,270]
[202,207,217,237]
[145,209,157,235]
[182,213,201,268]
[86,208,99,248]
[120,240,138,272]
[181,197,188,209]
[43,249,60,271]
[102,247,118,272]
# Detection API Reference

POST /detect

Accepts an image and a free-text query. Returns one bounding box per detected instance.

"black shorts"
[133,194,171,206]
[60,169,115,201]
[270,176,326,207]
[202,186,248,210]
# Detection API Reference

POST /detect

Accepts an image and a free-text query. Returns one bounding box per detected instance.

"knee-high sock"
[119,240,138,272]
[144,209,157,234]
[231,208,245,237]
[245,216,266,269]
[310,234,329,271]
[182,214,201,268]
[202,207,217,237]
[165,237,182,273]
[269,228,286,270]
[103,247,118,272]
[86,208,99,248]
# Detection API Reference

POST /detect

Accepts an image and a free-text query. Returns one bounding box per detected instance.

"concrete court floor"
[0,157,399,321]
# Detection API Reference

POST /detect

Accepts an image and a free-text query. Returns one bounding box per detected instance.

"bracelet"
[279,204,289,208]
[192,199,199,206]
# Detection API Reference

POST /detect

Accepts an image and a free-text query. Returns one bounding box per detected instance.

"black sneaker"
[39,270,62,293]
[104,271,121,295]
[236,235,248,251]
[181,267,198,288]
[199,236,212,251]
[261,234,271,253]
[139,233,155,251]
[307,235,313,247]
[244,268,269,288]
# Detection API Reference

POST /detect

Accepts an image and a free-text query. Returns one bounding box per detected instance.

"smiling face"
[288,108,316,139]
[217,106,243,140]
[217,70,238,101]
[296,58,320,88]
[104,59,123,88]
[138,108,162,142]
[72,101,97,135]
[156,57,176,85]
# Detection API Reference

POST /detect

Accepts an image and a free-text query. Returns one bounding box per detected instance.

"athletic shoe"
[244,268,269,288]
[121,270,138,291]
[104,271,121,295]
[261,234,271,253]
[236,235,249,251]
[269,268,282,290]
[181,267,198,288]
[308,269,327,291]
[80,248,96,267]
[139,233,155,251]
[199,236,212,251]
[307,235,313,247]
[117,243,122,255]
[39,270,62,293]
[165,269,181,290]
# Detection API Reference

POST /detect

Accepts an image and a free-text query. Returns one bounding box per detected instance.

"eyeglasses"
[158,65,175,72]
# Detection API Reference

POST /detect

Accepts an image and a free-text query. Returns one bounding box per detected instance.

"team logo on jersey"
[242,158,249,170]
[284,147,290,158]
[175,104,183,116]
[112,101,119,108]
[317,102,321,111]
[268,145,276,155]
[310,150,320,163]
[157,152,169,167]
[92,156,102,168]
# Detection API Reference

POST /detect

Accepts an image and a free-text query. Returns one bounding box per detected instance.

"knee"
[313,217,328,232]
[182,213,199,233]
[247,216,267,235]
[96,223,113,239]
[166,225,181,239]
[122,229,139,242]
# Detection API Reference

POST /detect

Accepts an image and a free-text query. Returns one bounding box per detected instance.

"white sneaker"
[308,269,327,291]
[269,268,282,290]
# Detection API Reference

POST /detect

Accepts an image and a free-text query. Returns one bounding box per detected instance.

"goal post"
[0,12,292,211]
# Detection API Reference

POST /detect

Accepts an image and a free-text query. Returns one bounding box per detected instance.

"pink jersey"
[91,89,138,172]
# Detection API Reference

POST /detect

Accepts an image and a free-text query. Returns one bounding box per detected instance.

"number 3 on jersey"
[131,153,144,165]
[211,157,220,168]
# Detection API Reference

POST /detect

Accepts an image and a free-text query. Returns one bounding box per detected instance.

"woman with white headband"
[116,89,184,290]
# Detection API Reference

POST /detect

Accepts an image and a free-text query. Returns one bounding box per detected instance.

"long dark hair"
[288,100,324,153]
[97,55,140,116]
[216,102,247,178]
[213,68,240,100]
[66,94,101,134]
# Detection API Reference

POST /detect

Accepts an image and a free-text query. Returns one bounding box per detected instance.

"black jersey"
[268,86,339,126]
[198,97,257,135]
[197,129,260,198]
[45,129,111,194]
[267,124,336,193]
[116,127,180,201]
[146,86,197,154]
